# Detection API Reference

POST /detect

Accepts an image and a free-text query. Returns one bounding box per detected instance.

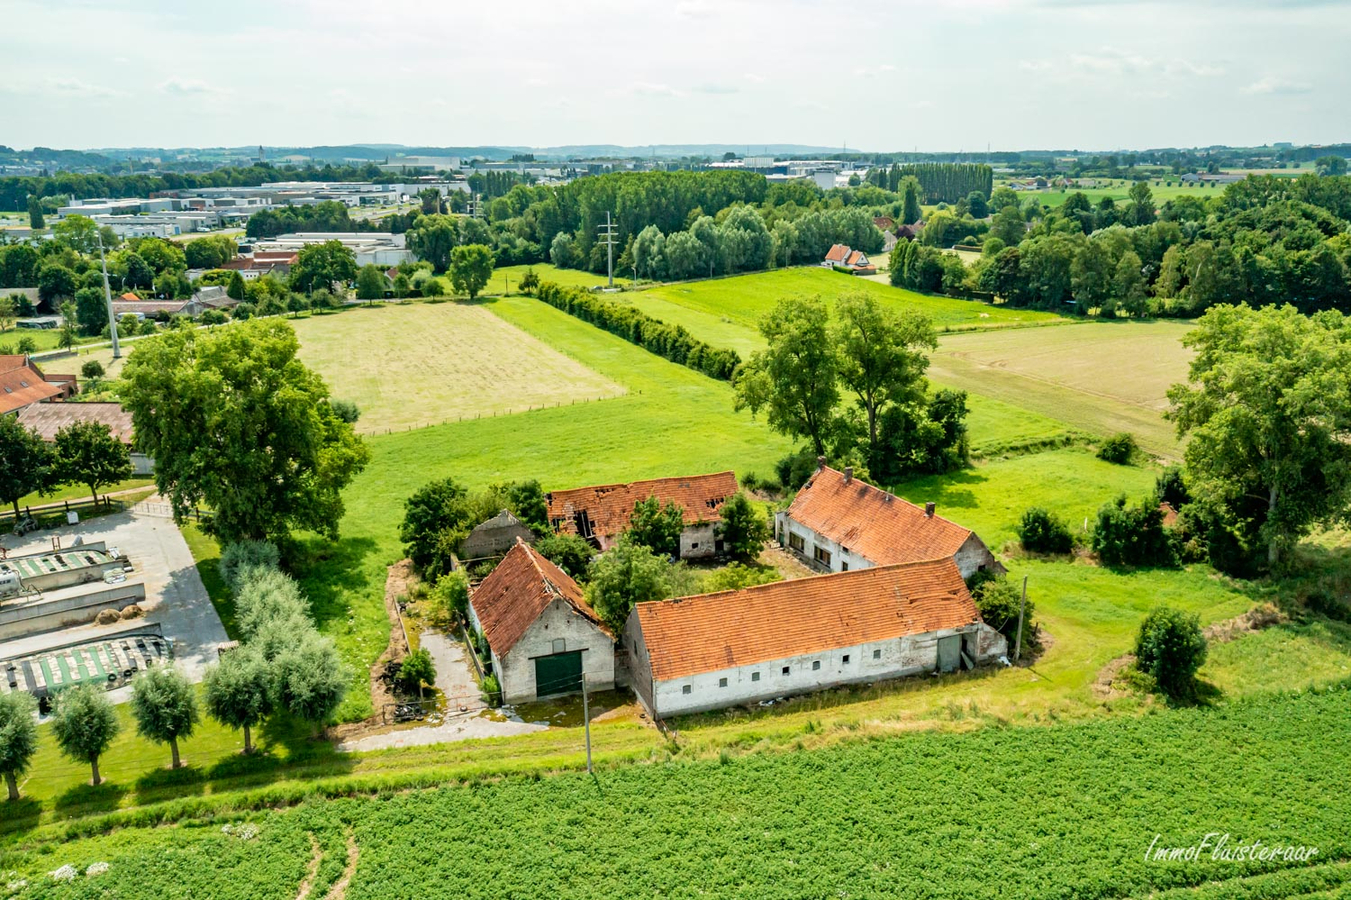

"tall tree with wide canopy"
[50,685,120,786]
[833,292,937,471]
[53,421,133,506]
[289,240,357,293]
[120,319,370,543]
[734,295,839,455]
[1167,304,1351,567]
[204,649,274,755]
[130,665,200,769]
[0,416,55,518]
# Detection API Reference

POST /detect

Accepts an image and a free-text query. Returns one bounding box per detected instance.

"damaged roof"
[469,539,610,655]
[546,471,738,541]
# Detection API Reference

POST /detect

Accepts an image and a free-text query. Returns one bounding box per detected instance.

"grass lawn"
[433,262,632,297]
[290,301,625,433]
[928,320,1194,459]
[11,476,155,512]
[1,329,97,354]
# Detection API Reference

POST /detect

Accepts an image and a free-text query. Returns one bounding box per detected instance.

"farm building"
[0,355,77,415]
[624,559,1007,718]
[821,244,876,275]
[460,509,535,561]
[776,464,1004,580]
[15,402,154,475]
[467,539,613,704]
[546,471,738,559]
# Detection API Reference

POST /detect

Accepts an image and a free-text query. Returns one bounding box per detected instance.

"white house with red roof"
[821,243,876,275]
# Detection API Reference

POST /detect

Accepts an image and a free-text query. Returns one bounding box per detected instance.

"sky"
[2,0,1349,153]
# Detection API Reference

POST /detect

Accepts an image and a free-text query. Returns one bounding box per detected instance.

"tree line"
[867,163,993,204]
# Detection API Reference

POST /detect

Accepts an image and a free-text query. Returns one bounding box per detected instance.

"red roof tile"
[824,243,850,263]
[547,471,738,543]
[470,539,609,655]
[784,466,974,566]
[635,559,981,681]
[0,358,68,415]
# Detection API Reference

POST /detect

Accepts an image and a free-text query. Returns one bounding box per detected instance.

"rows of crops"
[5,685,1347,899]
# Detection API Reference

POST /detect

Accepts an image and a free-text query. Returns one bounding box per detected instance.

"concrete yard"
[0,508,229,696]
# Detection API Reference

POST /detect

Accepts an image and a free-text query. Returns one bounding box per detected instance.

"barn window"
[751,672,760,682]
[813,546,832,567]
[873,649,882,660]
[788,532,804,552]
[842,655,850,664]
[812,660,821,671]
[691,542,699,549]
[682,684,692,695]
[718,677,728,688]
[841,561,849,572]
[781,666,790,676]
[552,639,565,654]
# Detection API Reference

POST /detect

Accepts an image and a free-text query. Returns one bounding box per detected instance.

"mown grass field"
[928,321,1194,459]
[290,301,625,433]
[4,687,1349,899]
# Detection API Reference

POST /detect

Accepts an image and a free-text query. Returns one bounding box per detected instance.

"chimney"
[924,502,936,518]
[844,466,853,484]
[816,455,826,470]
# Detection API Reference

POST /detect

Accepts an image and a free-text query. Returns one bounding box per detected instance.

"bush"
[1017,507,1075,555]
[398,648,436,697]
[1097,432,1138,465]
[430,571,470,623]
[700,562,780,593]
[1134,606,1207,700]
[329,399,361,424]
[971,575,1034,649]
[81,360,105,380]
[533,532,595,581]
[1092,495,1176,567]
[219,540,281,591]
[234,566,308,639]
[1154,465,1190,508]
[716,492,770,560]
[775,447,822,491]
[481,673,502,707]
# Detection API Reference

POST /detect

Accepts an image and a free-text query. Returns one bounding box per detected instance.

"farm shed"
[624,559,1007,718]
[16,401,154,475]
[546,471,738,560]
[0,355,76,415]
[460,509,535,561]
[467,539,613,704]
[776,464,1004,580]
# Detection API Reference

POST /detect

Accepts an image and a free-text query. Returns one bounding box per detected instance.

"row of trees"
[867,163,994,204]
[733,292,969,484]
[0,416,133,518]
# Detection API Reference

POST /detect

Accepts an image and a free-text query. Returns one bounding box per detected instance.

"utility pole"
[597,211,617,288]
[1014,575,1028,662]
[96,232,121,360]
[581,675,593,774]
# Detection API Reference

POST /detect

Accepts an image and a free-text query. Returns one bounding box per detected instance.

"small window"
[813,546,832,566]
[751,671,760,682]
[788,532,804,552]
[841,561,849,572]
[718,677,728,688]
[691,542,699,549]
[781,666,790,676]
[842,655,850,664]
[873,649,882,660]
[552,638,565,654]
[682,684,692,695]
[812,660,821,671]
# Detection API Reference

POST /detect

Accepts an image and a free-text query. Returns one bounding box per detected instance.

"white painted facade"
[678,522,720,560]
[470,597,614,705]
[627,614,1007,719]
[774,512,1002,581]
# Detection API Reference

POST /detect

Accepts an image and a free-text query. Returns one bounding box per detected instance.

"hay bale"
[95,609,121,625]
[120,604,144,620]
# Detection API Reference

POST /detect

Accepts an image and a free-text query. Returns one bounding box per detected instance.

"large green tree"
[449,244,494,299]
[716,492,769,560]
[407,214,459,273]
[120,319,370,543]
[355,264,387,302]
[130,665,200,769]
[204,648,273,755]
[627,495,686,558]
[0,691,38,801]
[54,420,134,506]
[585,534,672,632]
[289,240,357,293]
[833,292,936,469]
[0,416,55,518]
[734,295,839,455]
[1167,304,1351,567]
[50,684,120,786]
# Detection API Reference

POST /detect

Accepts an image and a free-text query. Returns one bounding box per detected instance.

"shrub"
[1097,432,1138,465]
[219,540,280,591]
[533,532,594,581]
[329,399,360,424]
[234,566,309,640]
[481,673,502,707]
[1154,465,1190,508]
[971,575,1035,649]
[775,447,822,491]
[700,562,780,593]
[81,360,105,380]
[429,571,470,623]
[1134,606,1207,700]
[398,648,436,697]
[716,493,770,560]
[1017,507,1075,555]
[1092,495,1176,567]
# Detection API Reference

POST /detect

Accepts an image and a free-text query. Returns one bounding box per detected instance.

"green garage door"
[534,651,583,698]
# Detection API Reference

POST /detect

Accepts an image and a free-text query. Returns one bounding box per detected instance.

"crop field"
[290,301,625,433]
[5,687,1349,899]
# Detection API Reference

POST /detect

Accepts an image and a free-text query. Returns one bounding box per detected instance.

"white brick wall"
[774,513,1004,580]
[491,599,615,704]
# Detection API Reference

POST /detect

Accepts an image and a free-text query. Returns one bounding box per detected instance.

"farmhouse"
[776,464,1004,580]
[467,539,614,704]
[0,355,77,415]
[821,243,877,275]
[624,559,1008,718]
[15,401,154,475]
[546,471,738,559]
[461,509,535,561]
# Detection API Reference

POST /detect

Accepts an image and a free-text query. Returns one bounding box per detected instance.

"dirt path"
[295,834,323,900]
[323,831,359,900]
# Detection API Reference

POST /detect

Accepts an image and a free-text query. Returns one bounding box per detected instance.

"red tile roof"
[470,539,609,655]
[784,466,974,567]
[547,471,738,542]
[824,243,851,263]
[635,559,981,681]
[16,402,134,444]
[112,300,187,316]
[0,356,68,415]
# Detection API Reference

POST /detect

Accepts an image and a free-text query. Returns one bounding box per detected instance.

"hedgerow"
[535,281,741,380]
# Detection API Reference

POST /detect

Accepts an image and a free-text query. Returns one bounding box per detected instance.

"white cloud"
[48,77,120,98]
[159,78,221,96]
[1241,76,1313,95]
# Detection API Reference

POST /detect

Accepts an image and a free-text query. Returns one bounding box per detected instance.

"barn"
[467,539,614,704]
[624,559,1007,719]
[460,509,535,561]
[776,464,1004,580]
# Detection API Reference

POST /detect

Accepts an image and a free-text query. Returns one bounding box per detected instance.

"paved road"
[0,509,229,694]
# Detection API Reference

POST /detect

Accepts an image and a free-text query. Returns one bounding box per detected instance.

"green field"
[291,301,625,433]
[1,329,95,354]
[5,687,1349,899]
